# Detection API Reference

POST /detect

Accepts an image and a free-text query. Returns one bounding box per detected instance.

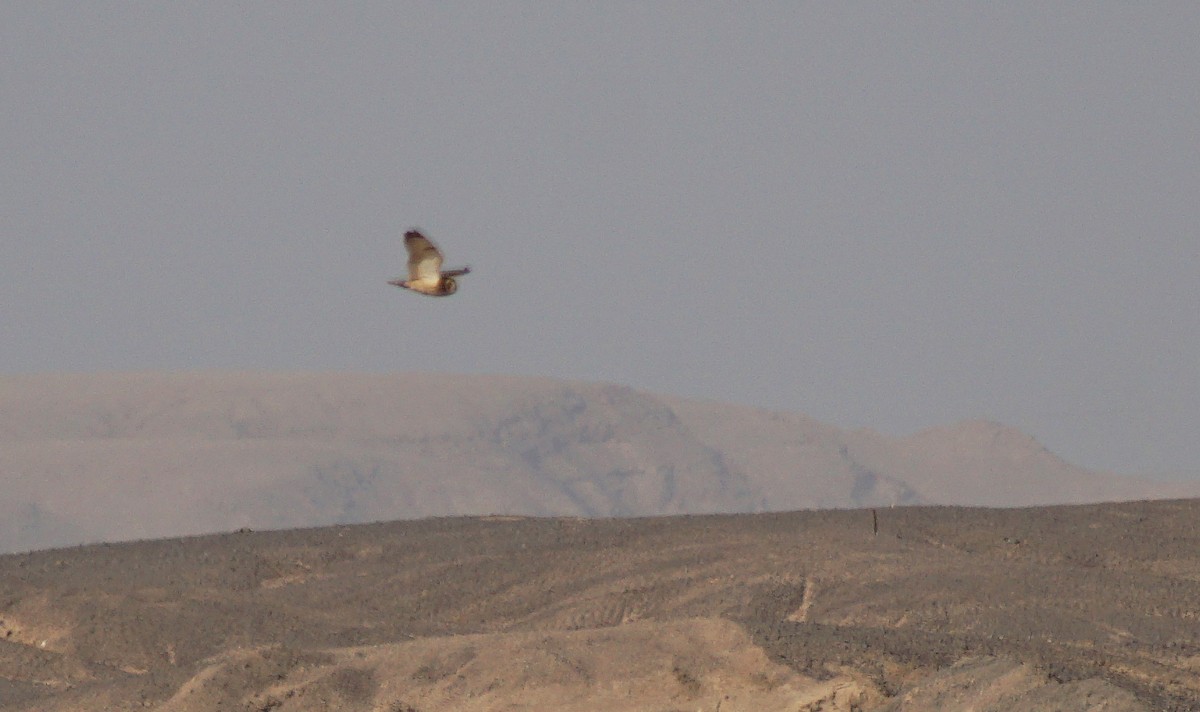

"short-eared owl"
[388,230,471,297]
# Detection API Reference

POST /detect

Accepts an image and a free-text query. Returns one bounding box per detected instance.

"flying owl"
[388,230,471,296]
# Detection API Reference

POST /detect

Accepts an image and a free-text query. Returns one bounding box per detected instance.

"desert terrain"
[4,372,1195,554]
[2,500,1199,710]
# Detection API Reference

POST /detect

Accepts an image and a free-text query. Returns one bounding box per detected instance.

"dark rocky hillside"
[2,500,1199,710]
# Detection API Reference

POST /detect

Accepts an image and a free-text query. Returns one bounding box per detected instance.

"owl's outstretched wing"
[404,230,444,283]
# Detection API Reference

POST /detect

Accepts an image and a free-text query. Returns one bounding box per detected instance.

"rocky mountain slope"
[1,372,1191,553]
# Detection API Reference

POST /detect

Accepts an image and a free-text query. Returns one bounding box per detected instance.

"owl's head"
[441,277,458,295]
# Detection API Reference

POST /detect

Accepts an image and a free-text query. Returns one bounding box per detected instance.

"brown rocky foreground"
[2,499,1199,710]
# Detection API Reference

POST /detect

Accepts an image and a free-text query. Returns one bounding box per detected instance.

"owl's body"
[388,230,470,297]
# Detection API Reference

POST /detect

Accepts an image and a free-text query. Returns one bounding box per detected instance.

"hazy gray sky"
[3,4,1198,478]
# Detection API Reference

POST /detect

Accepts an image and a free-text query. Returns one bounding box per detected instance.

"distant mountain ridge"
[1,371,1192,553]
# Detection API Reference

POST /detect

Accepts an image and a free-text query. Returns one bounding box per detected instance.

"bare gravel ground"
[1,499,1198,710]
